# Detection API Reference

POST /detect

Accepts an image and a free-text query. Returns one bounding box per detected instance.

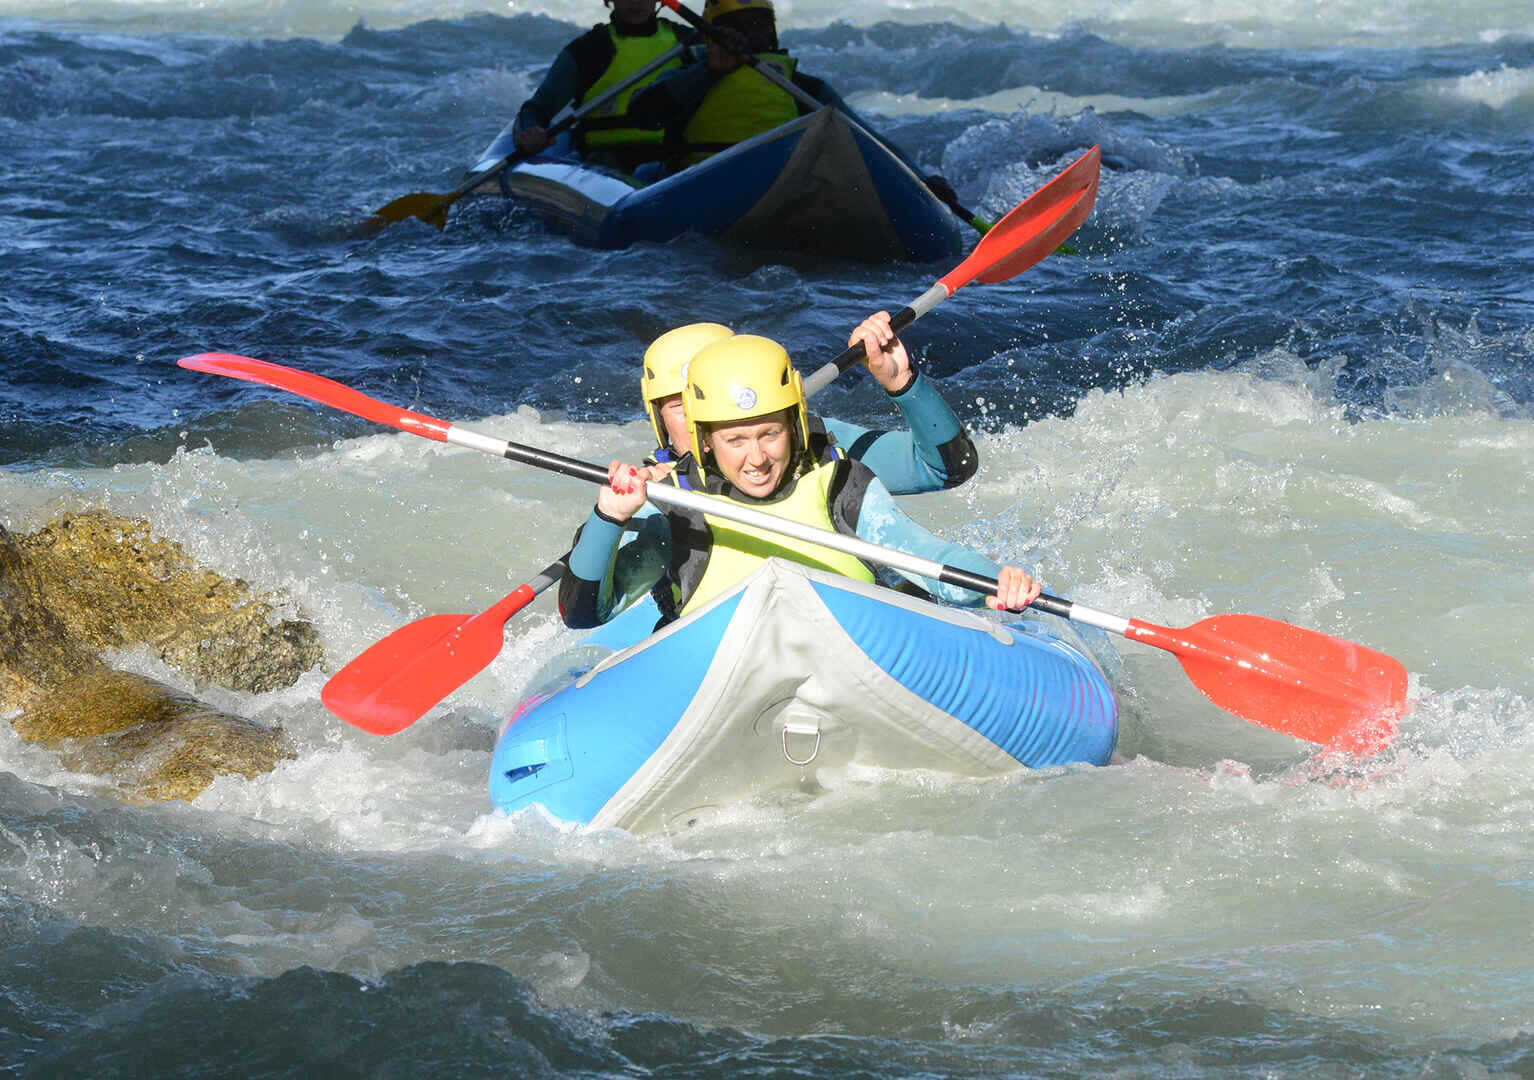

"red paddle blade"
[323,614,483,735]
[939,145,1102,293]
[1127,614,1409,755]
[176,353,452,441]
[322,586,536,735]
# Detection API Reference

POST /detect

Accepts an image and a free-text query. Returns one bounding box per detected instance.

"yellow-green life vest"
[680,53,798,164]
[678,456,876,617]
[579,24,683,150]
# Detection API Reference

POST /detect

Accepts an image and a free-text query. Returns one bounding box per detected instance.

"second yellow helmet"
[641,322,733,448]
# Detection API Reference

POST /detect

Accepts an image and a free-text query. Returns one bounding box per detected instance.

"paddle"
[925,182,994,235]
[316,147,1100,734]
[317,561,564,737]
[369,44,685,231]
[802,144,1099,394]
[178,352,1408,754]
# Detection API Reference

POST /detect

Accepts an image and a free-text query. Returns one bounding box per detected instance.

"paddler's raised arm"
[822,311,978,494]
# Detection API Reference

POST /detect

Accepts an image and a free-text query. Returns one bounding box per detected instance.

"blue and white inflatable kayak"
[491,560,1119,833]
[466,106,965,263]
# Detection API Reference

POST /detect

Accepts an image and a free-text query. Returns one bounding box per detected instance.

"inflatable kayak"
[490,560,1119,833]
[466,106,965,263]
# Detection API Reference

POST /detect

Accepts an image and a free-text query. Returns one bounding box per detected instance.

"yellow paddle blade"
[370,191,451,230]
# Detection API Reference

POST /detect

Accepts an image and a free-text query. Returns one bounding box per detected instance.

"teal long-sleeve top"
[555,370,978,625]
[633,368,974,510]
[820,370,976,495]
[560,469,1004,629]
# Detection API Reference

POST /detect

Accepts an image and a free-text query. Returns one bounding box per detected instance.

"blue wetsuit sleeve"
[887,372,977,488]
[822,373,978,495]
[852,479,1005,606]
[566,509,624,581]
[559,507,670,628]
[624,500,660,524]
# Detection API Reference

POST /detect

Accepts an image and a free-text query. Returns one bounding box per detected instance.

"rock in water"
[0,518,102,706]
[15,509,321,692]
[13,669,296,803]
[2,510,317,802]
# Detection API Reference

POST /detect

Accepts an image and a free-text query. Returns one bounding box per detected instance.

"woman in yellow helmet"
[559,330,1039,628]
[557,314,981,622]
[638,320,734,470]
[638,314,978,492]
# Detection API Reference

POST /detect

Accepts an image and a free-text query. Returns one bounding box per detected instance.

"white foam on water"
[3,354,1532,1041]
[1420,62,1534,112]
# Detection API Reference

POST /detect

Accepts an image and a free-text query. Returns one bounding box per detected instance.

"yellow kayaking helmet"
[642,322,733,448]
[684,333,809,470]
[703,0,773,20]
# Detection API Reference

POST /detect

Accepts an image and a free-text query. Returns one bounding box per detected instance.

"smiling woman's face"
[702,410,792,497]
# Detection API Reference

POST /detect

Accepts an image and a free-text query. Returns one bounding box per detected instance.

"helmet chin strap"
[788,406,810,467]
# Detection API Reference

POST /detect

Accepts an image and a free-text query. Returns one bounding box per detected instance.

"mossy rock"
[15,509,322,693]
[14,669,296,803]
[3,510,319,802]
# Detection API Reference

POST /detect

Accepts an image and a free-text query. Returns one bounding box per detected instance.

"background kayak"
[471,106,968,260]
[2,0,1532,1075]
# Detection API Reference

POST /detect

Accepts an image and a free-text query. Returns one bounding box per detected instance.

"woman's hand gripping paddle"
[178,352,1409,754]
[268,149,1099,735]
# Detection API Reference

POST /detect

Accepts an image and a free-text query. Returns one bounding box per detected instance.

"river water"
[2,0,1532,1074]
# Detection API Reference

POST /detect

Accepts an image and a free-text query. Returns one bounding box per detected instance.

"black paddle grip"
[938,565,1075,618]
[502,442,610,486]
[825,304,921,378]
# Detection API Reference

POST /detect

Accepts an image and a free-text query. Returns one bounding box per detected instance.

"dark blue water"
[5,16,1530,473]
[4,9,1534,1077]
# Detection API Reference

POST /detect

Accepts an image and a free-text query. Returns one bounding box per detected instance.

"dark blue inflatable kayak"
[466,107,965,262]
